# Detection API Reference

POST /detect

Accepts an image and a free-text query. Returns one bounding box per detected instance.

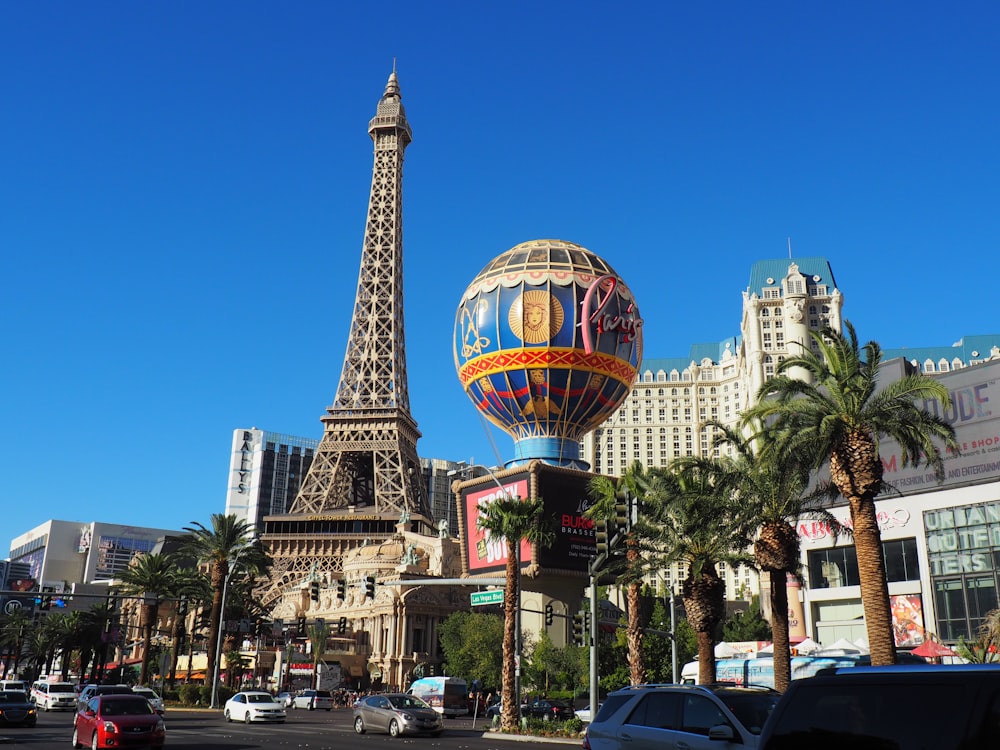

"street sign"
[470,589,504,606]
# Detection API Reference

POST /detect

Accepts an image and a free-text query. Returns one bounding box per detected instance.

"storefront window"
[808,539,917,589]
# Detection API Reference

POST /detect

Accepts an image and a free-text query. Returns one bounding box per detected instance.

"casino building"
[582,256,1000,645]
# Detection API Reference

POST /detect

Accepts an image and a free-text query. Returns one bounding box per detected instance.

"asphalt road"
[0,706,577,749]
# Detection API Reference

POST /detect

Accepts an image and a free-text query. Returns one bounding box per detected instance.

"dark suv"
[584,683,780,750]
[758,664,1000,750]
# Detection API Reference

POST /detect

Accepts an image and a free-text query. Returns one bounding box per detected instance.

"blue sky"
[3,2,999,544]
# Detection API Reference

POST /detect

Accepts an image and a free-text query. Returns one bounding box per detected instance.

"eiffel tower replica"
[260,68,432,607]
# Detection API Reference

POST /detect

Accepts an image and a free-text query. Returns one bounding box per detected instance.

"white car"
[224,691,286,724]
[132,687,165,714]
[575,703,601,723]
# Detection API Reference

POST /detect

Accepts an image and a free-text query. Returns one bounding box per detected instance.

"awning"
[911,640,957,658]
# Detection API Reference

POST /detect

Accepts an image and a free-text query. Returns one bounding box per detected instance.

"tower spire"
[289,69,425,519]
[260,70,429,607]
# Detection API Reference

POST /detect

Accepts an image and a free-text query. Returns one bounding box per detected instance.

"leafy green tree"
[722,601,773,642]
[475,495,555,731]
[744,321,958,666]
[523,629,585,695]
[438,611,504,690]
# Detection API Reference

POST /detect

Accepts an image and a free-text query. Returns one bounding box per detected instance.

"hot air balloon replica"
[452,239,643,578]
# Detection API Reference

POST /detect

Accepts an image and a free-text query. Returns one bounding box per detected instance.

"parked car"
[276,691,294,707]
[575,702,602,723]
[584,683,781,750]
[758,664,1000,750]
[521,698,575,721]
[292,689,333,711]
[76,684,133,712]
[72,694,165,749]
[30,680,78,711]
[131,687,165,714]
[353,692,443,737]
[0,690,37,728]
[224,691,287,724]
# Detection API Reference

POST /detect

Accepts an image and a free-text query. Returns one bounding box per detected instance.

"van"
[758,664,1000,750]
[0,680,28,693]
[31,680,78,711]
[408,676,468,717]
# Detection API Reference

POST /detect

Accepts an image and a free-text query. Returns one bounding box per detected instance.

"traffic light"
[614,494,631,532]
[336,579,346,601]
[256,620,266,637]
[572,613,586,647]
[595,518,610,555]
[364,576,376,600]
[545,603,554,627]
[310,580,321,602]
[338,616,347,634]
[297,615,306,632]
[177,596,188,618]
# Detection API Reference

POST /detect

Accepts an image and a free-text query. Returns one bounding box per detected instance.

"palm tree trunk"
[769,572,791,692]
[168,612,183,689]
[695,630,715,686]
[500,548,519,732]
[850,495,897,666]
[625,579,645,685]
[205,563,226,685]
[139,603,156,686]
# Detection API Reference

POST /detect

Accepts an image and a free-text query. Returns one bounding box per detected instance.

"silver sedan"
[353,693,443,737]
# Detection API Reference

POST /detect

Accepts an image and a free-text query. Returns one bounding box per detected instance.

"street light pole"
[210,550,245,709]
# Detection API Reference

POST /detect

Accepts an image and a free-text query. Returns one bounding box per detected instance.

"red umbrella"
[911,640,957,658]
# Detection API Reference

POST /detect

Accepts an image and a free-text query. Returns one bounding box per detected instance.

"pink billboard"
[463,478,531,573]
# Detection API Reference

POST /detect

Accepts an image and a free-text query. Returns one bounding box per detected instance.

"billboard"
[535,469,596,573]
[462,475,532,574]
[878,360,1000,496]
[458,466,597,576]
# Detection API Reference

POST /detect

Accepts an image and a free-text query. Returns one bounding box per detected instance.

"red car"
[72,694,166,748]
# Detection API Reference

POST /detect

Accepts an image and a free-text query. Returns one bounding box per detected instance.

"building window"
[807,538,919,589]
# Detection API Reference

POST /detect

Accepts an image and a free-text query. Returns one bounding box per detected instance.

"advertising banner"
[535,469,596,573]
[463,477,531,573]
[878,362,1000,495]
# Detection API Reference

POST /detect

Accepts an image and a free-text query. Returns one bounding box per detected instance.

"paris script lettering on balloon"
[580,274,643,355]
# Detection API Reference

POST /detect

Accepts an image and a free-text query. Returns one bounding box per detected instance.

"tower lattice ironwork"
[260,69,431,606]
[288,68,428,521]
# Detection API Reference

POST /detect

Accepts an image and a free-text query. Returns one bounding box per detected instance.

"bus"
[681,653,926,687]
[407,676,469,717]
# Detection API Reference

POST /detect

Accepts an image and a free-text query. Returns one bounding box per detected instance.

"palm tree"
[307,620,331,689]
[693,421,840,691]
[181,514,268,687]
[587,461,649,685]
[475,494,554,732]
[117,552,180,685]
[79,600,119,683]
[0,608,32,678]
[744,321,958,666]
[644,463,754,686]
[167,568,211,688]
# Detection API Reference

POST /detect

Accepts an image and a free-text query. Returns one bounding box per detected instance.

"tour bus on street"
[408,676,469,717]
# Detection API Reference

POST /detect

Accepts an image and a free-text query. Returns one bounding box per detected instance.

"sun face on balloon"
[509,290,564,344]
